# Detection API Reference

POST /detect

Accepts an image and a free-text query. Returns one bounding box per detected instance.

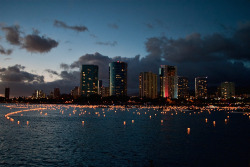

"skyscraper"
[71,86,80,99]
[53,88,60,99]
[101,87,110,97]
[5,88,10,100]
[80,65,99,96]
[33,90,46,99]
[178,77,189,99]
[139,72,157,99]
[195,77,208,99]
[159,65,178,99]
[220,81,235,99]
[109,61,127,96]
[98,80,103,96]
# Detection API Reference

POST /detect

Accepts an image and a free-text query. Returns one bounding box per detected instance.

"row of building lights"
[3,62,235,100]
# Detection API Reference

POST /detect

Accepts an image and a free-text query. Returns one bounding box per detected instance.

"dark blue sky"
[0,0,250,96]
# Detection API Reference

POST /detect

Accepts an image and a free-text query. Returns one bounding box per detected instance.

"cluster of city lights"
[4,106,47,125]
[3,104,250,135]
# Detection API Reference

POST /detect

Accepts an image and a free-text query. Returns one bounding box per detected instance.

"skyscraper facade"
[195,77,208,99]
[101,87,110,97]
[159,65,178,99]
[5,88,10,99]
[178,76,189,99]
[80,65,99,96]
[98,80,103,96]
[71,86,80,99]
[33,90,46,99]
[220,81,235,99]
[109,61,127,96]
[53,88,60,99]
[139,72,157,99]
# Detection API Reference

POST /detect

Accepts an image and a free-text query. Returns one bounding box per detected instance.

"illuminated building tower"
[195,77,208,99]
[5,88,10,99]
[98,80,103,96]
[33,90,46,99]
[101,87,110,97]
[159,65,178,99]
[220,82,235,99]
[109,61,127,96]
[80,65,99,96]
[71,86,80,99]
[53,88,60,99]
[178,77,189,99]
[139,72,157,99]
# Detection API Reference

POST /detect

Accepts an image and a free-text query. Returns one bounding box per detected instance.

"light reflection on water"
[0,104,249,167]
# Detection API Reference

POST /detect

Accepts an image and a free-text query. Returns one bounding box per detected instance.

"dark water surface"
[0,104,249,167]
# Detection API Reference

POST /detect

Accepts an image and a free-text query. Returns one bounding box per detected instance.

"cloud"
[54,20,88,32]
[22,34,58,53]
[4,58,11,61]
[60,70,79,81]
[1,25,21,45]
[90,34,97,38]
[0,64,44,83]
[145,23,250,63]
[145,23,154,29]
[0,45,12,55]
[45,69,59,78]
[32,28,40,35]
[96,41,117,46]
[108,23,119,30]
[0,64,80,97]
[143,22,250,87]
[1,24,58,53]
[60,63,70,70]
[144,20,167,29]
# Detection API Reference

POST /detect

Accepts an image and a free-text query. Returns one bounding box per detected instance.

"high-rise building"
[80,65,99,96]
[109,61,127,96]
[195,77,208,99]
[220,82,235,99]
[71,86,80,99]
[33,90,46,99]
[139,72,157,99]
[159,65,178,99]
[98,80,103,96]
[5,88,10,99]
[54,88,60,99]
[101,87,110,97]
[178,77,189,99]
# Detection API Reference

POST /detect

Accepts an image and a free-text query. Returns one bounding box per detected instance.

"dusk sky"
[0,0,250,97]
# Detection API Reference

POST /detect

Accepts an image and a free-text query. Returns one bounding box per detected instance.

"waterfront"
[0,104,249,167]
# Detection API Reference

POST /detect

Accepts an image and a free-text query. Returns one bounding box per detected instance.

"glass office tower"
[109,61,127,96]
[80,65,98,96]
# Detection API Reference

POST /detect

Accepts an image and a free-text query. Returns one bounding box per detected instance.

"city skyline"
[0,0,250,97]
[0,61,245,98]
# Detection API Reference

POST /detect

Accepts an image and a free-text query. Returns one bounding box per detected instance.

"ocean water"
[0,104,249,167]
